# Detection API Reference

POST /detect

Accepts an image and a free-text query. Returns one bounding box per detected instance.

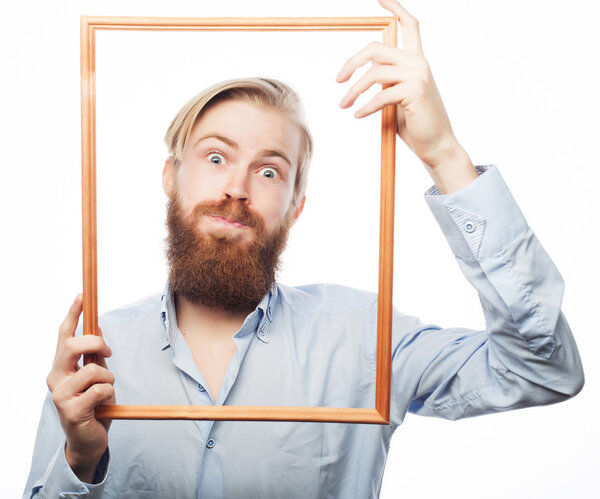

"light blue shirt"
[24,165,584,499]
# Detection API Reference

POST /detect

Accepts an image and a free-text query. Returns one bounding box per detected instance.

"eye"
[208,152,226,165]
[259,167,279,179]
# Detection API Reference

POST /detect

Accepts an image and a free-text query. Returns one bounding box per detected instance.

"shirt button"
[464,222,475,233]
[197,384,205,392]
[206,438,216,449]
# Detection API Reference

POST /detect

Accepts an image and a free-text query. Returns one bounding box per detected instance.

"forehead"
[188,99,301,161]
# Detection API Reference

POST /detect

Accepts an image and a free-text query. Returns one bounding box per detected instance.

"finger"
[57,294,83,347]
[397,106,408,143]
[340,65,418,108]
[64,383,116,421]
[52,362,115,403]
[377,0,424,55]
[77,383,115,410]
[50,335,112,381]
[337,43,417,83]
[96,339,111,371]
[353,84,408,119]
[89,327,110,370]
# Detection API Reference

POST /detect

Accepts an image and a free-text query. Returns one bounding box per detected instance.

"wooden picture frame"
[81,15,397,423]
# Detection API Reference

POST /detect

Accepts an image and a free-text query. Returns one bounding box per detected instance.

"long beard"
[166,195,292,313]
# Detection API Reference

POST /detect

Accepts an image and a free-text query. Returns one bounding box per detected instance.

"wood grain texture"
[96,405,388,423]
[374,19,398,426]
[81,15,398,422]
[81,17,100,366]
[83,16,395,31]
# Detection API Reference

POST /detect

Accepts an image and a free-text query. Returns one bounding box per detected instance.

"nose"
[223,165,250,203]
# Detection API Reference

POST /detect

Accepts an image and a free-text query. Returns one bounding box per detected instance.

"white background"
[1,0,599,497]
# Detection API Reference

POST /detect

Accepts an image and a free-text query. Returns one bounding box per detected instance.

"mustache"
[190,199,263,229]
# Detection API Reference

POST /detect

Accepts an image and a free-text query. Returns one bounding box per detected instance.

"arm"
[389,165,583,422]
[24,296,114,497]
[337,0,583,420]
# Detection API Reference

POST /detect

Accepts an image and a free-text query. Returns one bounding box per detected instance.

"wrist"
[423,142,477,194]
[65,442,106,483]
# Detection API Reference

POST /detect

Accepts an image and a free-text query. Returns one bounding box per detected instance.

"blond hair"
[165,77,313,205]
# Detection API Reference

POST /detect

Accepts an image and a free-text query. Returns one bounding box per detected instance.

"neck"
[174,293,250,341]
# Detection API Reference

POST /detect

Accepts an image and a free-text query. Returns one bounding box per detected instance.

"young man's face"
[163,99,304,244]
[162,98,306,311]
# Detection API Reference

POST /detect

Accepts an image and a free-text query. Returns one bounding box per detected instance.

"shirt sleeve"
[389,164,584,424]
[23,391,109,498]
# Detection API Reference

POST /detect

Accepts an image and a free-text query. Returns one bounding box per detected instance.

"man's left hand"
[337,0,477,193]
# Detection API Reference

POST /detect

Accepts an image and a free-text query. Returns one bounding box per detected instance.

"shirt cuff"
[424,164,528,261]
[31,443,109,498]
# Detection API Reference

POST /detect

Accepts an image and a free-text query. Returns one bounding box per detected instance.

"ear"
[162,157,176,196]
[290,195,306,225]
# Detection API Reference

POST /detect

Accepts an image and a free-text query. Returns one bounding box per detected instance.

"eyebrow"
[194,134,293,168]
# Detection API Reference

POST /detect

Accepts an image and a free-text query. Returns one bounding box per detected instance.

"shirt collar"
[160,280,277,349]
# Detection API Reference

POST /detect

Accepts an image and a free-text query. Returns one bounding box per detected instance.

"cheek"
[174,166,215,212]
[257,190,294,232]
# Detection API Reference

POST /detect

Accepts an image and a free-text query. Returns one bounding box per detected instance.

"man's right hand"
[46,294,115,484]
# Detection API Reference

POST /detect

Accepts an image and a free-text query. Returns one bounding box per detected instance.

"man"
[24,1,584,497]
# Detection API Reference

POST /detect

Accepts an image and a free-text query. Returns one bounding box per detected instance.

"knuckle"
[51,388,63,407]
[63,336,78,354]
[419,58,431,73]
[86,362,106,380]
[414,73,427,90]
[405,13,419,27]
[58,320,70,337]
[82,362,99,378]
[90,362,103,375]
[417,74,429,89]
[92,383,113,399]
[94,335,106,348]
[84,362,113,383]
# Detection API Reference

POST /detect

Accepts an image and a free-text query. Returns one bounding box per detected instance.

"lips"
[191,199,261,231]
[208,215,249,229]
